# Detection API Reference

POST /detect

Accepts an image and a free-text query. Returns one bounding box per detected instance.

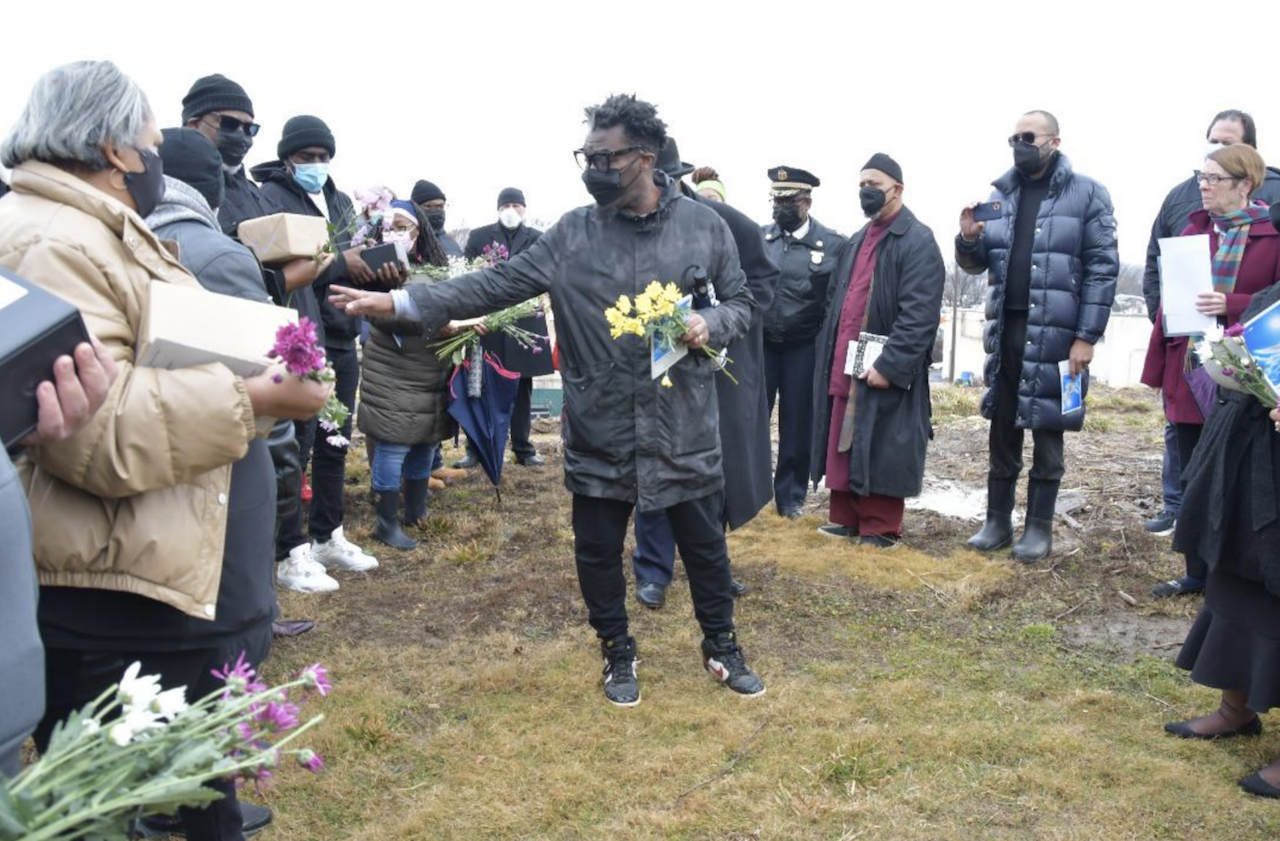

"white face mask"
[498,207,523,229]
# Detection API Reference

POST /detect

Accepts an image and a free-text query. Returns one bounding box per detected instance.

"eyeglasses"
[1007,131,1055,147]
[202,114,260,137]
[573,145,645,173]
[1194,170,1241,186]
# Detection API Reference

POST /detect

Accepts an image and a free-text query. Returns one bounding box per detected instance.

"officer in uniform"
[761,166,846,518]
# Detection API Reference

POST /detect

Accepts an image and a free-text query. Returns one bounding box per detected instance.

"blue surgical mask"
[292,162,329,194]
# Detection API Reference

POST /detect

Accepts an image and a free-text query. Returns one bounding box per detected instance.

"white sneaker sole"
[277,578,339,594]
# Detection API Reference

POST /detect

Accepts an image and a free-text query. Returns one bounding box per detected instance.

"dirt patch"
[1060,612,1194,661]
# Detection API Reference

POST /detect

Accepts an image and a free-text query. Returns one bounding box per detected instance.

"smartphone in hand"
[972,201,1003,223]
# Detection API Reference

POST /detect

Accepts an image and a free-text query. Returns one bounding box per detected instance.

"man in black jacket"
[957,110,1118,563]
[462,187,553,467]
[256,115,383,579]
[761,167,846,518]
[1139,109,1280,543]
[412,179,463,258]
[811,154,945,548]
[330,94,765,709]
[630,136,779,608]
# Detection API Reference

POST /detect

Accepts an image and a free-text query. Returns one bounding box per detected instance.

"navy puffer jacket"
[955,154,1118,431]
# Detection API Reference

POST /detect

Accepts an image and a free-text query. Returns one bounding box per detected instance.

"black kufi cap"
[861,152,903,184]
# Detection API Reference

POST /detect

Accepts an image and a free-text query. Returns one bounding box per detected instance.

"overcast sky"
[3,0,1278,266]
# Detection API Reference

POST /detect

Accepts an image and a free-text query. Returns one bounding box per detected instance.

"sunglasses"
[1007,131,1054,147]
[203,113,261,138]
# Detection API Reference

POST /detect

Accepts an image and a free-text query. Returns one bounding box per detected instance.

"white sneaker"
[311,526,379,572]
[277,544,340,593]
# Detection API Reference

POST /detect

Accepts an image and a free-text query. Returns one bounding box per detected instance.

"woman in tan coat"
[0,61,328,838]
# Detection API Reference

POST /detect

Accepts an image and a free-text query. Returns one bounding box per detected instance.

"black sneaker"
[701,632,765,697]
[1151,576,1205,599]
[601,635,640,707]
[859,533,901,550]
[1143,511,1177,536]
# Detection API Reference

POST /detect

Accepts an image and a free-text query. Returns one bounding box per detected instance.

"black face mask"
[859,186,889,218]
[1013,141,1052,177]
[124,148,165,218]
[581,155,642,207]
[425,209,446,232]
[772,204,803,232]
[215,129,253,168]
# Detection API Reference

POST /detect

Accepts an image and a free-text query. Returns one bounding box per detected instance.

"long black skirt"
[1176,571,1280,713]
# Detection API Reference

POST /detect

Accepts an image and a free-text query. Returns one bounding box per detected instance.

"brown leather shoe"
[432,467,468,482]
[429,477,446,491]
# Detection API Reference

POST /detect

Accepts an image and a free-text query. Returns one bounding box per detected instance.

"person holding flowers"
[329,94,765,708]
[1163,280,1280,799]
[1142,143,1280,598]
[0,62,331,839]
[356,200,455,551]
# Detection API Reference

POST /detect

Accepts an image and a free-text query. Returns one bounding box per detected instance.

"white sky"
[3,0,1279,266]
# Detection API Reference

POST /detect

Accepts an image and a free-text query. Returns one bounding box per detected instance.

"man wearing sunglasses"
[328,94,765,709]
[181,74,277,238]
[956,110,1118,564]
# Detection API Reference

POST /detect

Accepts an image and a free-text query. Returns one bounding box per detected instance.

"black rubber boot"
[402,478,429,527]
[373,490,417,550]
[966,478,1015,551]
[1013,479,1058,563]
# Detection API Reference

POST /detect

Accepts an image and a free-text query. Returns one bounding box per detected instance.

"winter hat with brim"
[497,187,526,208]
[277,115,336,160]
[159,127,225,210]
[181,74,254,122]
[412,180,446,204]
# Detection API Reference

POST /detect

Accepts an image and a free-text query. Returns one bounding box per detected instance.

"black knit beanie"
[277,115,336,160]
[159,127,225,210]
[181,74,254,123]
[412,180,446,204]
[497,187,526,208]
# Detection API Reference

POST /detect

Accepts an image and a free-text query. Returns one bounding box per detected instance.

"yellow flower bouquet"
[604,281,735,387]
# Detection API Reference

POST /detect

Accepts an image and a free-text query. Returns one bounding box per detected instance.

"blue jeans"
[371,441,437,492]
[632,509,676,587]
[1161,419,1182,516]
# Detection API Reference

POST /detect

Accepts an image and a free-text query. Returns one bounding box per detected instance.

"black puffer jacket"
[761,216,846,343]
[406,175,754,511]
[252,161,360,349]
[358,277,455,446]
[955,154,1118,432]
[218,166,280,237]
[1141,167,1280,321]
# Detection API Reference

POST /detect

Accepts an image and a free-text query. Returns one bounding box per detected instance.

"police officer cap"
[768,165,819,197]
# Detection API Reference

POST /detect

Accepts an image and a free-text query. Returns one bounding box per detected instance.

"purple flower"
[269,320,327,378]
[326,433,351,449]
[532,346,543,355]
[296,749,325,773]
[1225,323,1245,338]
[212,653,267,698]
[1223,366,1237,377]
[300,663,332,697]
[271,374,283,384]
[255,700,300,733]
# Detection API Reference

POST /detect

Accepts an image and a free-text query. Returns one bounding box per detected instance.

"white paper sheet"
[1158,234,1217,337]
[0,275,29,313]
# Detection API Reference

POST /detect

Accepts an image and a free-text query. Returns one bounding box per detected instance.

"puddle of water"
[906,477,986,521]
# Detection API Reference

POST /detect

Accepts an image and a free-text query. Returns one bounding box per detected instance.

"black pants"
[989,311,1066,495]
[572,492,734,641]
[1175,421,1207,579]
[35,630,270,841]
[468,376,536,460]
[308,345,358,540]
[763,338,816,511]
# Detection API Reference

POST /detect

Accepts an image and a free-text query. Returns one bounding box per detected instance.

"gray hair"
[1,61,153,171]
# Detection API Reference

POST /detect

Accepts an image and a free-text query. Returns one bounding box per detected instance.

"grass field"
[251,385,1280,840]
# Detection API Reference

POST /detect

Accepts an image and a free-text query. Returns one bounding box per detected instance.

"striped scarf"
[1209,202,1271,291]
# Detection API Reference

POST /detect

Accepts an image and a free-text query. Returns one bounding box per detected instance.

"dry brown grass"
[248,393,1280,840]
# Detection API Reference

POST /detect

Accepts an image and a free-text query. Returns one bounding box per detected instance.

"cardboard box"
[236,213,329,265]
[138,281,297,378]
[0,266,91,448]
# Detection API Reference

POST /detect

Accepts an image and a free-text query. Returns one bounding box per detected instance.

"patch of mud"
[1060,612,1193,660]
